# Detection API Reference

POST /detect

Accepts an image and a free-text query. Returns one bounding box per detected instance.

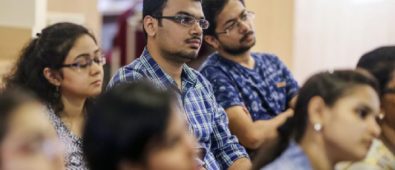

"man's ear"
[204,35,220,49]
[43,67,62,86]
[143,15,158,37]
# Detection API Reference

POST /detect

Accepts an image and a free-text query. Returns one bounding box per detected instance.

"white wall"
[293,0,395,83]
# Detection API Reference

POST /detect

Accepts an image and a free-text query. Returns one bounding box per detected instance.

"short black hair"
[202,0,245,36]
[142,0,202,39]
[142,0,167,39]
[357,46,395,96]
[143,0,167,19]
[83,81,175,170]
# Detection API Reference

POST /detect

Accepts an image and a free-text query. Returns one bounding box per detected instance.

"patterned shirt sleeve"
[201,66,244,110]
[203,78,249,169]
[270,55,299,102]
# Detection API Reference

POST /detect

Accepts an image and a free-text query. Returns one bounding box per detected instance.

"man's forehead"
[162,0,204,17]
[217,0,245,22]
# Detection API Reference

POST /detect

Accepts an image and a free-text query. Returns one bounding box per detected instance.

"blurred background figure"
[4,22,105,170]
[252,70,381,170]
[0,88,64,170]
[83,81,200,170]
[337,46,395,169]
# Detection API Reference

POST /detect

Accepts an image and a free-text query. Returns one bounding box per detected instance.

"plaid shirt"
[108,48,248,170]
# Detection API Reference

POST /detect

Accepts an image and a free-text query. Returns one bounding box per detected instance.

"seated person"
[4,22,105,170]
[337,46,395,170]
[252,70,381,170]
[200,0,298,154]
[108,0,251,168]
[83,81,201,170]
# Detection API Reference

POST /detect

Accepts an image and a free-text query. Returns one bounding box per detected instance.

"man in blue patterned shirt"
[107,0,250,169]
[200,0,299,154]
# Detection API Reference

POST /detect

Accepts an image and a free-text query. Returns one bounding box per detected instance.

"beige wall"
[48,0,101,42]
[0,0,46,83]
[0,0,101,84]
[0,26,32,84]
[245,0,294,70]
[0,26,32,60]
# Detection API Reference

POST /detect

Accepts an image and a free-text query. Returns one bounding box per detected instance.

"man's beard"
[222,43,254,55]
[160,48,199,64]
[221,32,255,55]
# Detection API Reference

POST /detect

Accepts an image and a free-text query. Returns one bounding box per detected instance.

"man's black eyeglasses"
[153,14,209,30]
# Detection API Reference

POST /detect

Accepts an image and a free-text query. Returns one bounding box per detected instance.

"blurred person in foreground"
[0,88,64,170]
[84,81,203,170]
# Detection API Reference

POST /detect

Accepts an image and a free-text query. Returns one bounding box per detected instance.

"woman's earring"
[54,86,60,98]
[378,112,385,120]
[313,123,322,132]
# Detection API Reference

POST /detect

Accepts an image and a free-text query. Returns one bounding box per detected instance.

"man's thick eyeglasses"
[216,11,255,35]
[60,55,106,71]
[153,15,210,30]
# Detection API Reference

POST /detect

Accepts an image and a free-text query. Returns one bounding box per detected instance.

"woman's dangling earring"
[55,86,60,98]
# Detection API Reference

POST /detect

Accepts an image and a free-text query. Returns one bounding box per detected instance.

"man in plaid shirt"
[108,0,250,169]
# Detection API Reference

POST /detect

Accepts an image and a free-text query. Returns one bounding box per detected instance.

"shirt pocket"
[269,77,288,109]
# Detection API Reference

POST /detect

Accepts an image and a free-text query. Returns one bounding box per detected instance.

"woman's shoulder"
[45,106,61,127]
[262,142,313,170]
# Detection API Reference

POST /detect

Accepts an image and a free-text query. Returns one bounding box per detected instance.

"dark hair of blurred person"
[357,46,395,97]
[83,81,197,170]
[252,70,381,170]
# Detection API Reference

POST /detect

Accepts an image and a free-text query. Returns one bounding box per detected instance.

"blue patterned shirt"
[108,48,248,170]
[200,53,298,121]
[261,142,313,170]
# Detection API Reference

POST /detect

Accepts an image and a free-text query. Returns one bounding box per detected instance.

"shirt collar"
[140,48,198,91]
